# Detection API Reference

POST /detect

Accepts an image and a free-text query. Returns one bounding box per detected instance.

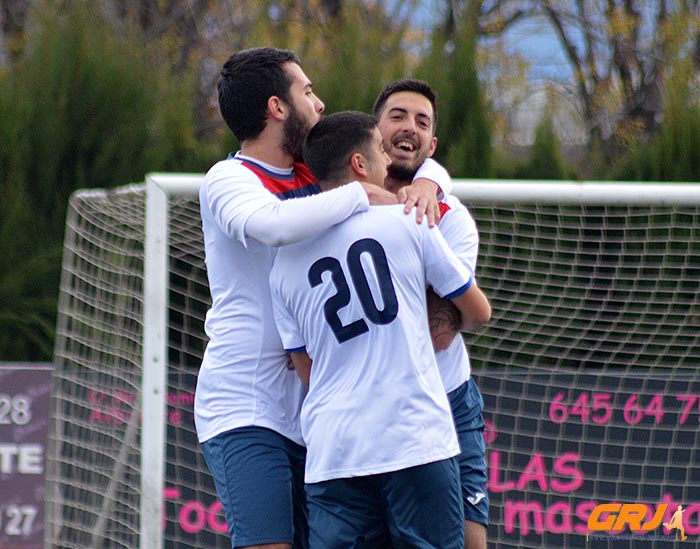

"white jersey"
[194,153,369,445]
[270,204,470,483]
[435,194,480,393]
[417,158,451,198]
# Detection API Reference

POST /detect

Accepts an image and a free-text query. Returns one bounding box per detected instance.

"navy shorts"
[200,426,308,548]
[305,457,464,549]
[448,377,489,526]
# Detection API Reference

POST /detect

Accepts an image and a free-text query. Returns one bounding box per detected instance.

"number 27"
[3,504,37,536]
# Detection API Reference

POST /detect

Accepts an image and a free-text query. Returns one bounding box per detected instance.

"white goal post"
[141,175,200,549]
[46,175,700,549]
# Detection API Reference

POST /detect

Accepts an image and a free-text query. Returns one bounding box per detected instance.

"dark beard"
[387,161,419,184]
[282,104,311,162]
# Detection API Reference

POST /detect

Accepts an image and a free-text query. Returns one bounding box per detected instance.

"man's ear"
[349,152,368,178]
[267,96,287,122]
[427,135,438,158]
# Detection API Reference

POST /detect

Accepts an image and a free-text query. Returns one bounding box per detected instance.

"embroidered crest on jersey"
[240,158,321,200]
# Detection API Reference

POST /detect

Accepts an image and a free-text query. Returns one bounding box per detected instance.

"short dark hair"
[372,78,438,134]
[218,47,300,142]
[303,111,377,186]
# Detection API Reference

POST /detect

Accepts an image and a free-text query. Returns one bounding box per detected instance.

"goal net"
[45,176,700,548]
[458,181,700,547]
[45,176,218,549]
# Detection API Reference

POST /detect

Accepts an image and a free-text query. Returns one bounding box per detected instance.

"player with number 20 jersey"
[270,204,468,483]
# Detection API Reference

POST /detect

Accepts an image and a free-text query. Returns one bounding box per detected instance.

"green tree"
[416,0,492,177]
[0,3,216,360]
[513,1,698,168]
[524,103,570,180]
[290,0,413,115]
[613,22,700,182]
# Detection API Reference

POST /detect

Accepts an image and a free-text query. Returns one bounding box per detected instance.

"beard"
[386,158,421,184]
[282,103,313,162]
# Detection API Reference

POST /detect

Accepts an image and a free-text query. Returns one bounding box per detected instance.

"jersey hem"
[197,418,304,447]
[305,447,459,484]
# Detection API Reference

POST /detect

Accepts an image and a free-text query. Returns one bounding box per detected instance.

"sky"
[497,16,586,145]
[401,0,572,80]
[400,1,584,144]
[502,16,574,83]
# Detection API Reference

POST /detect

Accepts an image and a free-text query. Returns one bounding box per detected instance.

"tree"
[430,1,700,173]
[523,99,569,180]
[0,0,31,65]
[614,39,700,182]
[417,0,492,177]
[306,0,413,114]
[0,2,216,360]
[488,2,699,165]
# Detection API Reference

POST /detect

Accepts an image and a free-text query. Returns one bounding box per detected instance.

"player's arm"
[357,182,400,206]
[427,287,462,351]
[247,181,402,246]
[204,160,397,248]
[427,198,481,349]
[423,220,490,333]
[289,351,312,385]
[399,158,451,227]
[270,265,312,383]
[245,182,370,246]
[446,280,491,332]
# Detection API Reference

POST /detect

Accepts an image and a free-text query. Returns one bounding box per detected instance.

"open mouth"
[394,139,417,152]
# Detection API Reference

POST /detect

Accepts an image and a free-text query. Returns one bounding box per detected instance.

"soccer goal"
[45,175,700,549]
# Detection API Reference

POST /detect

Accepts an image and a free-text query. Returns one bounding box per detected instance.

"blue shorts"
[448,377,489,527]
[200,426,308,548]
[305,457,464,549]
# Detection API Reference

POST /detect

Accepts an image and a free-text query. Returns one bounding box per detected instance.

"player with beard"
[374,79,490,549]
[194,49,453,549]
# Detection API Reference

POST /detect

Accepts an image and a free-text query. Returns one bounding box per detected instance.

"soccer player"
[269,111,491,548]
[374,78,490,549]
[194,48,453,549]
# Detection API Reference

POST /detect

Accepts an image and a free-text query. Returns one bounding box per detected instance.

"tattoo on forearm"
[427,288,461,348]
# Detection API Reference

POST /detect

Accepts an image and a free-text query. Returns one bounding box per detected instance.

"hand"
[360,182,400,206]
[397,178,441,227]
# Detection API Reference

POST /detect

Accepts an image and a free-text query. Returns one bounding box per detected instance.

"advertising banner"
[479,370,700,547]
[0,363,54,549]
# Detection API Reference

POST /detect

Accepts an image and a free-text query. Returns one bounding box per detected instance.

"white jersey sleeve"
[434,195,481,392]
[439,195,479,273]
[200,159,369,248]
[245,182,369,247]
[420,220,473,299]
[414,157,451,198]
[270,282,305,353]
[199,159,279,245]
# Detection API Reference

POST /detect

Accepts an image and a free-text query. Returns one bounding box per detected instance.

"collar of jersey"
[230,151,294,179]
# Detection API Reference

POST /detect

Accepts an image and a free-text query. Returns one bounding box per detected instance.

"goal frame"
[140,174,700,549]
[141,173,201,549]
